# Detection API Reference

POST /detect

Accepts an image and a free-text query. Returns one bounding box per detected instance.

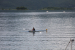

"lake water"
[0,10,75,50]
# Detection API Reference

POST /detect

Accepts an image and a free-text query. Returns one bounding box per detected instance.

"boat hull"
[28,31,40,32]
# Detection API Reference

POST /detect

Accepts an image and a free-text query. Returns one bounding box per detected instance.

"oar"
[65,38,74,50]
[23,28,30,30]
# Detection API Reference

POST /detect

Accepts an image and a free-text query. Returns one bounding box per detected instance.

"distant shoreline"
[0,7,74,10]
[41,7,73,10]
[0,9,74,10]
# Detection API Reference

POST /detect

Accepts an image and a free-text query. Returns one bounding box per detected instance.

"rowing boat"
[28,30,40,32]
[28,29,47,32]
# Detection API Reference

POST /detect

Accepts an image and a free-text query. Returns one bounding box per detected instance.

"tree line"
[16,6,28,10]
[1,6,28,10]
[41,7,73,10]
[0,7,73,10]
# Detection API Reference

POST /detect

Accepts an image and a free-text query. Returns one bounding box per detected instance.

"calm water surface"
[0,10,75,50]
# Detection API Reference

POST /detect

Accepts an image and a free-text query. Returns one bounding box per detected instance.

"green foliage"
[16,6,28,10]
[2,8,4,10]
[41,7,73,10]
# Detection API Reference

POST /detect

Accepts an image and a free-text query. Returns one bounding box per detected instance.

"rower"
[32,27,35,31]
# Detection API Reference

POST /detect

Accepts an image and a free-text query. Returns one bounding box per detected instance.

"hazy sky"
[0,0,75,9]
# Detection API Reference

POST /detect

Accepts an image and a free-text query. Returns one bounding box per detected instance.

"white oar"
[65,38,74,50]
[23,28,29,30]
[23,28,25,30]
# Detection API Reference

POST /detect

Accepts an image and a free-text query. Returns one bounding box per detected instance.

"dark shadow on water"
[28,31,35,36]
[33,32,35,36]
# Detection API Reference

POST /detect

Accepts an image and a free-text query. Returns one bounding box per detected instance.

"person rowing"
[32,27,35,31]
[29,27,47,32]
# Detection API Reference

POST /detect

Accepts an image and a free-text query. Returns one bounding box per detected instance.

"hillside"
[0,0,75,10]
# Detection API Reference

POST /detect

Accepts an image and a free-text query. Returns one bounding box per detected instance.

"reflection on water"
[0,11,75,50]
